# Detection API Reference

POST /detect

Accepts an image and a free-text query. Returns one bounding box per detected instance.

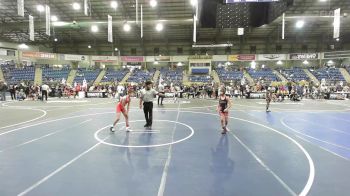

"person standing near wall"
[158,83,165,105]
[0,80,8,101]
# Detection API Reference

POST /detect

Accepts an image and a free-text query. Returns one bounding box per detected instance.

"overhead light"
[54,38,58,42]
[277,60,283,65]
[18,43,29,49]
[88,45,92,49]
[91,25,99,32]
[51,15,58,22]
[155,23,163,32]
[72,2,81,10]
[114,48,118,51]
[190,0,198,7]
[327,60,334,65]
[53,21,68,27]
[336,38,340,42]
[111,1,118,9]
[154,61,159,65]
[177,62,183,66]
[123,23,131,32]
[295,20,305,28]
[36,5,45,12]
[150,0,157,7]
[303,60,309,65]
[192,43,233,48]
[319,0,327,2]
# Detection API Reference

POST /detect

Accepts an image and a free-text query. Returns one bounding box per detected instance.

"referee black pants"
[42,90,48,101]
[143,102,153,126]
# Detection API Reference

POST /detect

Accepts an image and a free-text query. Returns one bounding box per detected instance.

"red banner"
[228,54,255,61]
[121,56,144,62]
[22,52,56,59]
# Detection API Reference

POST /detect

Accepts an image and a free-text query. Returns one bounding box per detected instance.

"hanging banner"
[60,54,87,61]
[155,56,171,62]
[136,0,138,24]
[323,51,350,59]
[289,53,319,60]
[188,55,212,60]
[29,15,35,41]
[91,55,118,62]
[282,13,285,40]
[228,54,255,61]
[257,54,287,61]
[0,49,7,56]
[121,56,144,62]
[333,8,340,39]
[45,5,51,36]
[17,0,24,17]
[141,4,143,38]
[108,15,113,43]
[22,52,56,59]
[193,14,197,43]
[237,28,244,35]
[84,0,88,16]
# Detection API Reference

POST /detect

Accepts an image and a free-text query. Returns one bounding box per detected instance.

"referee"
[140,81,160,129]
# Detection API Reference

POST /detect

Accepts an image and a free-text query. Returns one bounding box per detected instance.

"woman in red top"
[217,87,232,134]
[110,88,132,132]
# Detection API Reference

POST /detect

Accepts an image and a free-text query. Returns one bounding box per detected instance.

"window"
[131,48,136,55]
[276,45,282,52]
[250,45,256,54]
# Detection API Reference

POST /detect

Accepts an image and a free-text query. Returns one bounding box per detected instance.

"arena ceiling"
[0,0,349,46]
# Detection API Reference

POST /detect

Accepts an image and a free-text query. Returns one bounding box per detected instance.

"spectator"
[0,80,8,101]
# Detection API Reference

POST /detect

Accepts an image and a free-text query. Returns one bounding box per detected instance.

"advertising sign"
[121,56,144,62]
[91,55,118,62]
[257,54,287,61]
[228,54,255,61]
[22,52,56,59]
[289,53,319,60]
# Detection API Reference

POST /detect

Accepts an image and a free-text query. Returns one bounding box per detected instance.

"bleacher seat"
[248,68,279,82]
[1,65,35,84]
[189,75,212,83]
[159,67,183,84]
[127,69,155,83]
[216,68,243,83]
[101,69,128,82]
[74,69,100,83]
[309,68,345,83]
[281,68,309,81]
[42,67,70,83]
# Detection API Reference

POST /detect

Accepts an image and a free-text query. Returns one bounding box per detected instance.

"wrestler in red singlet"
[110,88,132,132]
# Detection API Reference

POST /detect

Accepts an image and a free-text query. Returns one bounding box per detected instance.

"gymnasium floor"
[0,97,349,196]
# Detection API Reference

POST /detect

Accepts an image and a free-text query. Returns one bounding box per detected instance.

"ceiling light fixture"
[155,23,163,32]
[88,45,92,49]
[51,15,58,22]
[72,2,81,10]
[123,23,131,32]
[36,5,45,12]
[18,43,29,49]
[150,0,157,7]
[295,20,305,28]
[190,0,198,7]
[91,25,99,32]
[111,1,118,9]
